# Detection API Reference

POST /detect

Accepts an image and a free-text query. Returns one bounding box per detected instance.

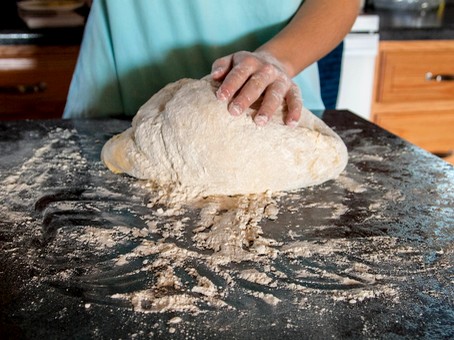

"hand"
[211,51,302,127]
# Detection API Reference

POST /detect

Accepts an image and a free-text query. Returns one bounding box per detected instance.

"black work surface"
[0,111,453,339]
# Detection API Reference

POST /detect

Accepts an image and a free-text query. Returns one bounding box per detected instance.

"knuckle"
[269,90,282,102]
[212,60,220,69]
[261,63,276,75]
[237,53,256,66]
[237,89,255,104]
[290,83,301,94]
[288,85,303,104]
[238,88,259,107]
[229,65,250,80]
[273,78,289,94]
[236,50,249,58]
[264,90,283,108]
[243,54,255,63]
[277,74,290,84]
[235,51,264,71]
[214,55,231,66]
[249,74,267,89]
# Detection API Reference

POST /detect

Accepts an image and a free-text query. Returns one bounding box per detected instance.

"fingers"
[253,80,302,128]
[211,55,233,81]
[285,84,303,127]
[254,77,289,126]
[228,64,276,117]
[211,51,303,127]
[216,52,257,105]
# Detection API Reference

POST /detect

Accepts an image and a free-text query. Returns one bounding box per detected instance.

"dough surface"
[101,78,348,198]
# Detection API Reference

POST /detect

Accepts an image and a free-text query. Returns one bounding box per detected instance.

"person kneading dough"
[101,77,348,199]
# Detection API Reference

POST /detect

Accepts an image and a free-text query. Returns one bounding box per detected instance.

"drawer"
[0,45,79,119]
[375,109,454,154]
[376,41,454,103]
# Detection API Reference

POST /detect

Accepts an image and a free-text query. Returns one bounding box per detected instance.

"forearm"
[257,0,361,77]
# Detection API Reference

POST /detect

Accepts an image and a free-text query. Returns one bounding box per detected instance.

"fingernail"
[216,89,228,101]
[212,67,223,77]
[229,103,242,116]
[254,114,268,126]
[287,120,298,128]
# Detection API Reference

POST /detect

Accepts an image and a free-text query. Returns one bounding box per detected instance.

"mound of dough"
[101,78,348,198]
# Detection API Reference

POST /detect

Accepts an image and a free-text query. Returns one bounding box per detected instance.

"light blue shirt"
[64,0,324,118]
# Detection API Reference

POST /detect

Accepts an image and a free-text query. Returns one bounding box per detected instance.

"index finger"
[211,55,233,80]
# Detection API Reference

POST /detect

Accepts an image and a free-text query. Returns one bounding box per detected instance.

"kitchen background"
[0,0,453,164]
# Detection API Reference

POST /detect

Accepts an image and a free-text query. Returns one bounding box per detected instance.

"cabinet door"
[376,41,454,103]
[0,45,79,119]
[375,109,454,153]
[372,41,454,164]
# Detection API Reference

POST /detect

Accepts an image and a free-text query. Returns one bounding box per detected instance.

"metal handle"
[0,82,47,94]
[425,72,454,82]
[433,150,454,158]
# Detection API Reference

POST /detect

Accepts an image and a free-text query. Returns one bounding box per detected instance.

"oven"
[336,14,380,120]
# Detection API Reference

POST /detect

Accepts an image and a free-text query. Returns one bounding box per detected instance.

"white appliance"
[336,15,380,120]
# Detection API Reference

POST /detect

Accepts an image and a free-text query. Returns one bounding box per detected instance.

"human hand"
[211,51,302,127]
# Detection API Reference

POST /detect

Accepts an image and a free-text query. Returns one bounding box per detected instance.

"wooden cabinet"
[372,40,454,165]
[0,45,79,120]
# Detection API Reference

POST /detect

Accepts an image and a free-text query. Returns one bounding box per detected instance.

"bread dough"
[101,78,348,199]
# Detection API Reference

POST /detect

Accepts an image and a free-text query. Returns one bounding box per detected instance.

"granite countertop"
[0,2,453,45]
[0,111,453,338]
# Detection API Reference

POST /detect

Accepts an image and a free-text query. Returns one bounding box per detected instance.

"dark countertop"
[0,2,453,45]
[0,27,84,46]
[366,0,454,40]
[0,1,86,45]
[0,111,453,339]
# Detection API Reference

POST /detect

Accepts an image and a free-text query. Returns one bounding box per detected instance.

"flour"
[247,291,281,306]
[0,125,404,317]
[100,188,409,316]
[337,174,367,193]
[238,269,276,287]
[2,118,451,339]
[191,194,282,265]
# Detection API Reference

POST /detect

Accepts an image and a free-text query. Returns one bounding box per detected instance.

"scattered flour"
[3,123,447,339]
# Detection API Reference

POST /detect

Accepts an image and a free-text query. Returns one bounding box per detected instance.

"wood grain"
[372,40,454,165]
[0,45,79,119]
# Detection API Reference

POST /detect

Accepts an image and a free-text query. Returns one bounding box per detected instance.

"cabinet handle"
[0,82,47,94]
[433,150,453,158]
[425,72,454,82]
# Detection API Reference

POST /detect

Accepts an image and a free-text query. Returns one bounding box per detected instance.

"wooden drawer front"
[0,45,79,119]
[377,43,454,103]
[375,109,454,153]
